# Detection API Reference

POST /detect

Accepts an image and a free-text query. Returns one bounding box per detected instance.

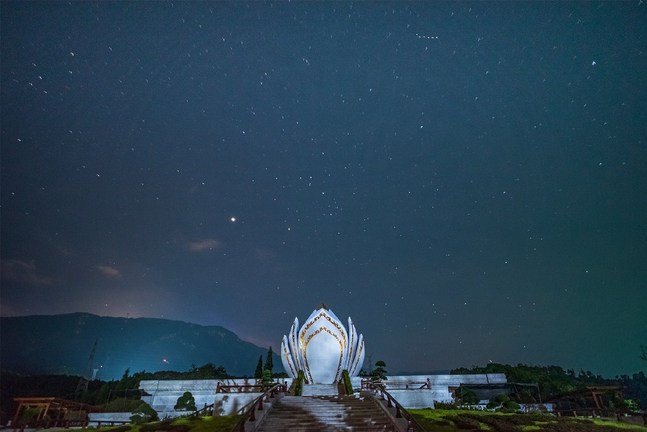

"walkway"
[255,393,396,432]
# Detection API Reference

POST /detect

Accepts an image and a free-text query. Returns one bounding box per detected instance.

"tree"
[461,388,479,405]
[264,347,274,373]
[641,345,647,363]
[120,369,130,381]
[193,363,229,379]
[372,360,388,381]
[174,391,197,411]
[487,394,520,412]
[115,368,138,393]
[254,355,264,379]
[262,369,274,387]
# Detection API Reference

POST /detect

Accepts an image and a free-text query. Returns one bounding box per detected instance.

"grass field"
[89,410,647,432]
[409,409,647,432]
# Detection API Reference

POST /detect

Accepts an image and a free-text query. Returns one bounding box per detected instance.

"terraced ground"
[409,409,647,432]
[93,416,239,432]
[91,409,647,432]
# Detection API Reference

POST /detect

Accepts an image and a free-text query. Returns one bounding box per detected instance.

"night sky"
[2,2,646,378]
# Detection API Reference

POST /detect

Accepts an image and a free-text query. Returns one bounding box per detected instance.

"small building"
[546,386,625,416]
[11,397,96,429]
[457,382,542,403]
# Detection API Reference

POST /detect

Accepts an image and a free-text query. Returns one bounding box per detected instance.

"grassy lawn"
[86,411,647,432]
[409,409,647,432]
[169,415,240,432]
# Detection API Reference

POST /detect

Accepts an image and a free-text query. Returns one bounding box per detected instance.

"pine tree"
[372,360,388,381]
[264,346,274,373]
[254,355,264,379]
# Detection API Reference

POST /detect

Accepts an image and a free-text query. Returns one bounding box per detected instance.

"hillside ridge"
[0,312,281,379]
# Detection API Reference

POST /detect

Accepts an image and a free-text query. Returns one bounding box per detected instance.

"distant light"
[230,217,236,223]
[592,60,596,66]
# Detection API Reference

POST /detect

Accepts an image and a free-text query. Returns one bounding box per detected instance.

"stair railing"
[191,403,214,417]
[362,380,427,432]
[230,382,287,432]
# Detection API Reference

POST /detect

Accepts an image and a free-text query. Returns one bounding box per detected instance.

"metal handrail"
[230,382,287,432]
[217,384,266,393]
[362,380,427,432]
[191,403,214,417]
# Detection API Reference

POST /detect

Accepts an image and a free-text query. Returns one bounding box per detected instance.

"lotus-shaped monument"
[280,304,365,384]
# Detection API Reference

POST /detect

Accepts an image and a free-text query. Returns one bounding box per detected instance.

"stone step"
[301,384,339,396]
[255,394,396,432]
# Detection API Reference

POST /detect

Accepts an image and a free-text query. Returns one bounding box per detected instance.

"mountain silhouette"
[0,313,281,379]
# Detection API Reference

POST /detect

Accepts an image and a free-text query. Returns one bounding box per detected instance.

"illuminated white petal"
[349,334,365,377]
[288,318,303,373]
[346,317,357,372]
[281,335,297,378]
[280,306,364,384]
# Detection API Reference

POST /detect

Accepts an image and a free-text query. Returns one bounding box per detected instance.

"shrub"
[498,400,520,413]
[174,391,197,411]
[487,394,518,412]
[342,369,353,395]
[294,370,304,396]
[434,401,458,410]
[130,402,158,424]
[461,389,479,405]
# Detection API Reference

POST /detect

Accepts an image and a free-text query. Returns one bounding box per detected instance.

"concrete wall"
[371,374,508,406]
[139,380,219,413]
[215,378,293,387]
[138,374,506,414]
[88,412,132,426]
[386,390,436,409]
[139,378,291,417]
[385,374,507,387]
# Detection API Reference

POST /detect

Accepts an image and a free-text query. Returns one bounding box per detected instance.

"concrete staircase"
[301,384,340,397]
[255,394,397,432]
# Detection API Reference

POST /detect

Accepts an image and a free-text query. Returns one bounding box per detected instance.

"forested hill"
[0,313,282,379]
[452,363,647,409]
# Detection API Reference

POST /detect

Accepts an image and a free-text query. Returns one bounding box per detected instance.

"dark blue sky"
[2,1,646,377]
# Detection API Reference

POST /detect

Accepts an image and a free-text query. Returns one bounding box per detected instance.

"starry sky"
[2,1,646,378]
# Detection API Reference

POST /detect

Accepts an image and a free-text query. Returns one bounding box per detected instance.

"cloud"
[255,248,277,263]
[0,259,53,285]
[187,238,221,252]
[97,265,122,279]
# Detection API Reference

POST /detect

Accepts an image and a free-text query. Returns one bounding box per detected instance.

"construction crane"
[75,339,98,399]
